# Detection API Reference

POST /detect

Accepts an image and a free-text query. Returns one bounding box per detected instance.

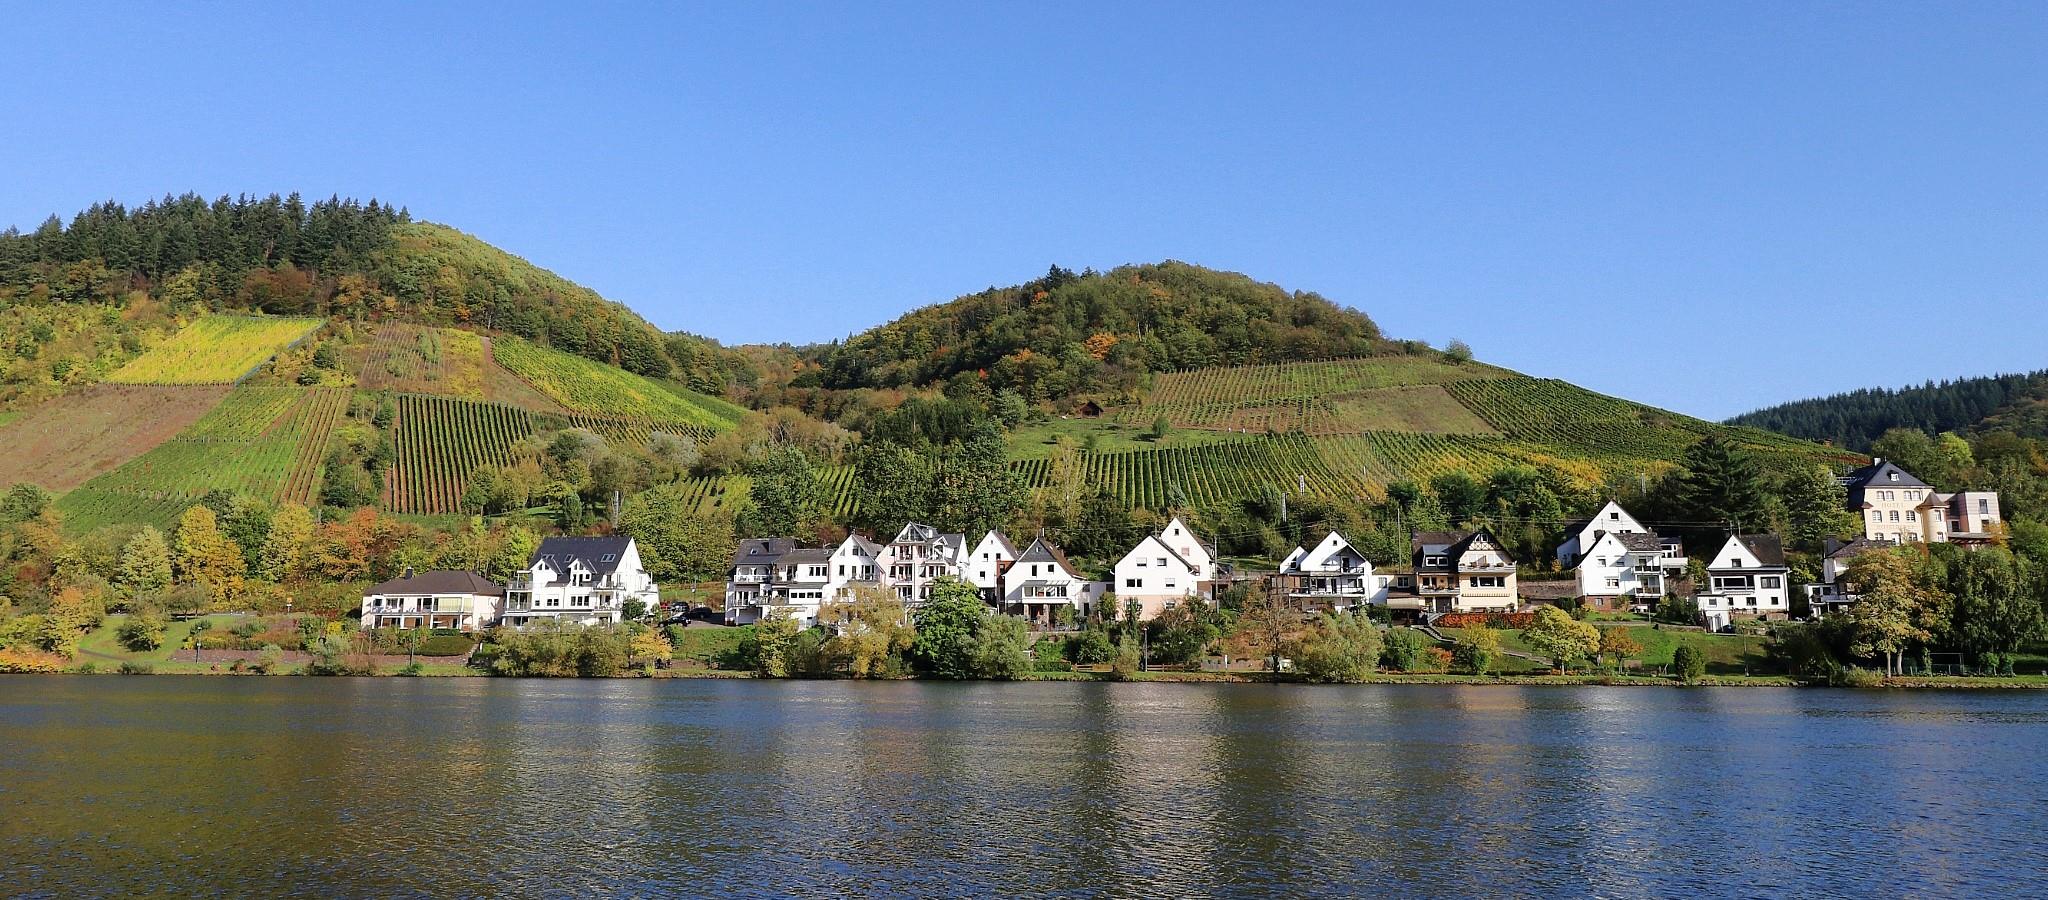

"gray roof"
[733,537,797,566]
[1826,536,1897,560]
[1845,460,1930,507]
[1015,536,1081,578]
[981,530,1022,558]
[367,570,503,597]
[1614,532,1665,552]
[1735,534,1787,567]
[533,536,634,576]
[893,522,940,544]
[778,548,832,564]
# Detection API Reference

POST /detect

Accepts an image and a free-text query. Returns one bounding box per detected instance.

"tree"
[1672,644,1707,682]
[1840,551,1943,676]
[1453,624,1502,675]
[259,503,315,583]
[1430,472,1487,525]
[1296,613,1383,682]
[118,608,167,651]
[627,626,672,668]
[116,526,173,595]
[738,446,826,537]
[1523,606,1601,673]
[172,505,245,607]
[743,614,803,677]
[973,615,1032,680]
[1599,627,1643,671]
[1673,437,1771,534]
[1444,339,1474,363]
[932,421,1026,537]
[910,579,986,679]
[1227,585,1310,673]
[1945,548,2042,666]
[1782,464,1860,550]
[854,442,934,535]
[1,483,53,523]
[821,585,915,677]
[619,484,736,582]
[1148,414,1172,442]
[1380,628,1433,672]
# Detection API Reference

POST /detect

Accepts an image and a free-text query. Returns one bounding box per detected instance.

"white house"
[503,536,660,628]
[725,537,797,624]
[882,522,968,604]
[1571,530,1687,608]
[1555,501,1651,566]
[997,536,1109,624]
[1694,534,1791,630]
[1112,516,1216,621]
[966,530,1021,595]
[828,533,884,597]
[1276,531,1393,611]
[359,570,505,632]
[1806,536,1898,618]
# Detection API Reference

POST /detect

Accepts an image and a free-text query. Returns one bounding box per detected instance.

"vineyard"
[0,384,229,493]
[353,324,487,399]
[1119,357,1505,433]
[491,336,745,429]
[56,386,347,530]
[105,315,324,385]
[384,395,539,514]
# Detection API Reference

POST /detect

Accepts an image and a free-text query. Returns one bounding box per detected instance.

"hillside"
[0,194,1858,543]
[1728,370,2048,449]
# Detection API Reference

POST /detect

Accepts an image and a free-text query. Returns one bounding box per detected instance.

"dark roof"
[732,538,797,566]
[1411,531,1465,550]
[1734,534,1787,567]
[1826,536,1896,560]
[778,548,831,564]
[533,536,634,576]
[1845,459,1930,507]
[981,531,1021,558]
[366,570,503,597]
[1614,532,1665,552]
[1559,517,1594,538]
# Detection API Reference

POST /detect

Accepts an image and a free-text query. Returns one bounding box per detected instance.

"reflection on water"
[3,678,2047,897]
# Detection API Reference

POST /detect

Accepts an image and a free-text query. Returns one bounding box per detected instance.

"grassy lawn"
[669,625,748,668]
[1435,624,1770,675]
[1005,417,1244,460]
[78,613,253,667]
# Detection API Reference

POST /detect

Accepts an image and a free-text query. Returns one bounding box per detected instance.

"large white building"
[502,536,660,628]
[883,522,969,604]
[359,570,505,632]
[967,530,1021,597]
[1554,502,1687,608]
[1275,531,1394,611]
[1112,516,1217,621]
[1845,459,2002,545]
[1693,534,1790,630]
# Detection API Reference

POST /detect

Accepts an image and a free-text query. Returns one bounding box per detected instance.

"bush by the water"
[117,611,167,651]
[483,624,631,677]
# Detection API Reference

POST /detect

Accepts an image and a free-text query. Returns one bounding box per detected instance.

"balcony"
[1462,561,1515,573]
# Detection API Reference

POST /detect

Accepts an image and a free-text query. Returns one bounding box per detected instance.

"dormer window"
[601,554,616,563]
[1889,473,1899,482]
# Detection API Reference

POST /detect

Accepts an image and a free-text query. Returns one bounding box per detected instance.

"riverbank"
[26,665,2048,689]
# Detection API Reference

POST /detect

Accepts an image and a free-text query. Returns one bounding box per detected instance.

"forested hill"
[805,262,1394,399]
[0,194,751,395]
[1728,370,2048,449]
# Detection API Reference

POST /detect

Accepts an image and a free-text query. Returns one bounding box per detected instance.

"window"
[1906,510,1918,522]
[601,554,617,563]
[1889,511,1900,522]
[1595,557,1607,566]
[1981,499,1992,514]
[1165,580,1178,589]
[1761,576,1782,589]
[1425,555,1447,567]
[1870,511,1881,521]
[1889,472,1899,482]
[1155,557,1167,567]
[1605,578,1621,589]
[1609,512,1620,520]
[1124,578,1142,589]
[1707,598,1719,606]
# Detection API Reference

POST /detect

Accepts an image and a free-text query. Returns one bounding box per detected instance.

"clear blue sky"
[4,2,2044,419]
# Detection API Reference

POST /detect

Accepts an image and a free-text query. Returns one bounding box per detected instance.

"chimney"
[403,566,416,580]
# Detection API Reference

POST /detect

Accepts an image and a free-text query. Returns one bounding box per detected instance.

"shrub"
[74,662,98,674]
[254,644,285,674]
[1297,614,1383,683]
[118,611,168,652]
[117,661,154,675]
[416,634,476,657]
[1673,645,1707,683]
[1841,666,1887,688]
[1435,612,1535,630]
[0,649,71,673]
[397,661,425,676]
[1032,658,1075,673]
[1064,627,1115,665]
[1453,625,1501,676]
[1381,628,1434,672]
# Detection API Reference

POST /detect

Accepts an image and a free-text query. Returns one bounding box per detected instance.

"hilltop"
[1730,370,2048,450]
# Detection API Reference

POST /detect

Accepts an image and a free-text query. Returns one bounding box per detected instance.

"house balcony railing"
[1462,562,1516,573]
[1709,583,1757,595]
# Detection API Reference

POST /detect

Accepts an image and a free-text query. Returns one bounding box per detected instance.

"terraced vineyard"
[1119,356,1505,433]
[492,337,745,429]
[353,324,487,398]
[56,386,347,530]
[105,315,324,384]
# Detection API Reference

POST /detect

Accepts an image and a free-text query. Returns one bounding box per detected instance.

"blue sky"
[4,2,2044,419]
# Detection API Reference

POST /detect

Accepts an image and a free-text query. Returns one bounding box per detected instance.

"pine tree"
[1782,464,1859,550]
[1674,437,1771,533]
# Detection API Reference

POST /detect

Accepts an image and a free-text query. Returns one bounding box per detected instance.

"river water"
[2,677,2044,898]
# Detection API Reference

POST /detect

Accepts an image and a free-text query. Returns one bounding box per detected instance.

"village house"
[829,533,884,596]
[1389,529,1518,615]
[1805,536,1898,618]
[1693,534,1791,630]
[996,535,1109,624]
[1844,459,2003,545]
[725,538,795,625]
[503,536,660,628]
[882,522,969,604]
[1112,516,1217,620]
[966,530,1021,598]
[1274,531,1394,612]
[1554,501,1687,608]
[358,570,505,632]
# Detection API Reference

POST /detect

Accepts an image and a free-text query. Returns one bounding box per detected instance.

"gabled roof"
[1125,532,1199,574]
[533,536,635,576]
[1825,536,1897,560]
[1411,531,1465,550]
[1613,532,1665,552]
[367,570,504,597]
[733,537,797,566]
[892,522,941,544]
[1015,536,1082,579]
[778,548,832,565]
[1717,534,1787,568]
[1845,459,1931,507]
[836,533,883,556]
[976,530,1021,558]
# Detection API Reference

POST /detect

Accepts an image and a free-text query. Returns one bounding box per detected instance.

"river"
[2,677,2044,897]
